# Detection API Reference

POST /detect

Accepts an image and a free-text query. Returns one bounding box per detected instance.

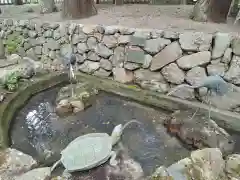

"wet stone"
[126,46,145,65]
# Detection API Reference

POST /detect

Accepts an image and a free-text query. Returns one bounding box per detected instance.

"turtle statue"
[50,120,141,178]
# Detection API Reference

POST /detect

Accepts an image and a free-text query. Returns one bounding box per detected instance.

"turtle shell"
[60,133,112,172]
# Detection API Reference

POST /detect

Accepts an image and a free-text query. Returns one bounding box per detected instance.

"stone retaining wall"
[1,19,240,112]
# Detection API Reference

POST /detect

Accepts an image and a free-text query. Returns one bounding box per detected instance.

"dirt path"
[1,4,240,34]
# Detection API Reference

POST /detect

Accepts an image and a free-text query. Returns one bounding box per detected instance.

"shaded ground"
[0,4,240,34]
[10,87,190,177]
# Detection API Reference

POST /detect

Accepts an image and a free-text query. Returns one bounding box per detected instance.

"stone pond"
[0,18,240,179]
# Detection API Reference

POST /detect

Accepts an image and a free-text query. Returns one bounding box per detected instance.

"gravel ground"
[0,4,240,34]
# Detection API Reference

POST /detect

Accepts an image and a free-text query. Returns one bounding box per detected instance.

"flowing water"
[10,86,191,178]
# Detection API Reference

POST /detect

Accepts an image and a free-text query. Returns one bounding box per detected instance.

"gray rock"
[72,33,88,44]
[95,43,113,58]
[102,35,117,48]
[110,46,125,67]
[0,148,37,179]
[75,54,85,64]
[43,30,53,38]
[161,63,185,84]
[144,38,171,55]
[28,30,37,38]
[53,29,61,40]
[207,63,226,77]
[163,31,179,39]
[45,39,60,50]
[29,37,46,46]
[112,67,134,83]
[94,68,111,77]
[78,60,100,74]
[134,69,169,93]
[17,167,50,180]
[167,84,195,100]
[77,43,88,54]
[86,37,98,50]
[34,46,42,56]
[124,62,140,70]
[118,35,131,45]
[232,38,240,55]
[221,48,232,64]
[142,54,152,69]
[93,32,103,42]
[119,27,135,35]
[82,25,96,34]
[48,50,56,60]
[7,54,21,63]
[150,42,183,71]
[100,59,112,71]
[224,55,240,85]
[225,154,240,179]
[212,33,231,59]
[185,66,207,86]
[151,30,163,39]
[179,32,212,51]
[87,51,100,61]
[104,26,118,35]
[133,29,151,39]
[177,51,211,70]
[60,43,72,57]
[26,48,38,61]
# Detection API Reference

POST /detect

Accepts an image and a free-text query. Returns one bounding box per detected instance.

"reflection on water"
[10,87,190,176]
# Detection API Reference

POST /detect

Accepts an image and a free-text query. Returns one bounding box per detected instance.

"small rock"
[161,63,185,84]
[94,68,111,77]
[179,32,212,51]
[78,60,100,74]
[104,26,118,35]
[7,54,21,63]
[143,38,171,55]
[119,27,135,35]
[17,167,51,180]
[151,30,163,38]
[112,67,134,83]
[77,43,88,54]
[124,62,140,70]
[224,55,240,85]
[72,33,88,44]
[177,51,211,70]
[102,35,117,48]
[212,33,231,59]
[207,63,226,77]
[86,37,98,50]
[70,100,85,112]
[0,148,37,178]
[46,39,60,50]
[221,48,232,64]
[75,54,85,64]
[82,25,96,34]
[28,30,37,38]
[100,59,112,71]
[133,29,151,39]
[185,66,207,86]
[118,35,131,45]
[150,42,183,71]
[225,154,240,179]
[163,31,179,39]
[56,99,73,115]
[95,43,113,58]
[87,51,100,61]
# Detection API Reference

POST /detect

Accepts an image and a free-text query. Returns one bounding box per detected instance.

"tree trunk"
[14,0,23,5]
[62,0,97,19]
[191,0,232,23]
[40,0,57,14]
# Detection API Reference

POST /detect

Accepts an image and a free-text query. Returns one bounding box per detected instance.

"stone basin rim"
[2,72,240,151]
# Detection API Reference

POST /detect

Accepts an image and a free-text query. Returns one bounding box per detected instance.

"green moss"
[6,32,23,54]
[3,72,20,92]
